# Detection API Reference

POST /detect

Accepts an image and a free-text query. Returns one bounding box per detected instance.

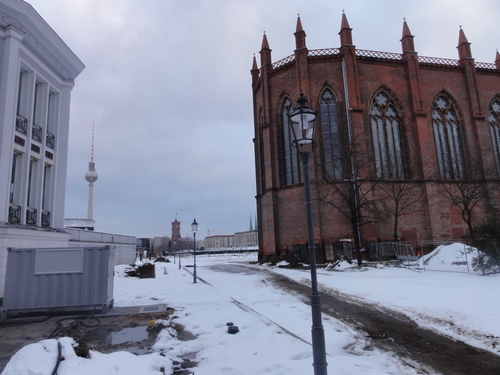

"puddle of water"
[121,346,150,355]
[107,326,149,345]
[183,352,196,360]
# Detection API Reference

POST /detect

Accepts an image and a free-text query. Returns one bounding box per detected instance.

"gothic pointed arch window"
[370,91,405,179]
[282,98,300,185]
[489,98,500,176]
[432,96,465,179]
[320,89,343,179]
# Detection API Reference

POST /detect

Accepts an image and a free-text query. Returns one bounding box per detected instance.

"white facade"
[204,235,235,249]
[0,0,85,299]
[234,230,258,248]
[66,229,136,265]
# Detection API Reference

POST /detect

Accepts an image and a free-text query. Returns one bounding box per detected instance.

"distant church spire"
[85,123,98,220]
[249,215,253,231]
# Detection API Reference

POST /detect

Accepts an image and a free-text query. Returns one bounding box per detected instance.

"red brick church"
[251,13,500,262]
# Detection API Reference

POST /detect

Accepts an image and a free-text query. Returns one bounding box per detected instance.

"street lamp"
[191,218,199,283]
[288,92,328,375]
[178,238,182,270]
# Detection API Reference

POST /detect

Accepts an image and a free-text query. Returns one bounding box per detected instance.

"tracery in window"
[282,98,300,185]
[432,96,465,179]
[489,98,500,176]
[320,90,343,179]
[370,91,405,179]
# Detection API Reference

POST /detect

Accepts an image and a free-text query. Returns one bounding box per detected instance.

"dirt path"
[266,271,500,375]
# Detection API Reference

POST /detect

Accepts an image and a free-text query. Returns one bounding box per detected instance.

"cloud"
[26,0,498,238]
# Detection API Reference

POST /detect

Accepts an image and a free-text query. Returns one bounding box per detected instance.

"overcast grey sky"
[26,0,499,239]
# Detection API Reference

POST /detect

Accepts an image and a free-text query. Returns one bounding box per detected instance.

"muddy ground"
[1,263,500,375]
[265,270,500,375]
[0,309,196,374]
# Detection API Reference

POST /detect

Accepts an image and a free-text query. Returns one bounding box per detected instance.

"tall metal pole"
[193,232,197,283]
[300,150,328,375]
[178,246,182,270]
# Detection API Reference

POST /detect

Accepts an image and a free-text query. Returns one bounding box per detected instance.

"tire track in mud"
[207,263,500,375]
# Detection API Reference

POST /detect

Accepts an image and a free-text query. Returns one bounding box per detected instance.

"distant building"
[204,235,235,249]
[0,0,85,300]
[64,218,95,231]
[251,13,500,262]
[136,237,151,258]
[153,236,170,255]
[234,230,258,248]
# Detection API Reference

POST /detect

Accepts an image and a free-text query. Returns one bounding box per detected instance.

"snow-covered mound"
[420,243,482,273]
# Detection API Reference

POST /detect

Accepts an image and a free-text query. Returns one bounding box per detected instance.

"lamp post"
[288,92,328,375]
[191,218,199,283]
[178,239,182,270]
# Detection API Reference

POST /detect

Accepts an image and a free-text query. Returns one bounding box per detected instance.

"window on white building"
[9,153,20,204]
[46,91,58,149]
[42,164,52,211]
[15,70,28,134]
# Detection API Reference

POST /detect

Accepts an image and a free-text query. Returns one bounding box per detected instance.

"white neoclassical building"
[0,0,85,300]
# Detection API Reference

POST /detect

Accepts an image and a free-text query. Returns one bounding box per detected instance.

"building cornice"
[0,0,85,80]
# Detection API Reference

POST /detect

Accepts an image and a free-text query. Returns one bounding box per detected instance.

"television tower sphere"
[85,161,98,183]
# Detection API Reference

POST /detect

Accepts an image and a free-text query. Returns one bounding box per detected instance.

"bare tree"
[437,158,491,239]
[377,180,424,241]
[438,180,485,238]
[319,177,382,265]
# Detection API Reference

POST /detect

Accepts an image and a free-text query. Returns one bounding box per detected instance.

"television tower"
[84,123,98,220]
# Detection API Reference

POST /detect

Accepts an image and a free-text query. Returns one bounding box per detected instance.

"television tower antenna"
[85,122,98,220]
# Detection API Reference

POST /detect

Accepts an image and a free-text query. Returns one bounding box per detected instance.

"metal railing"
[26,208,37,226]
[46,131,55,149]
[272,54,295,70]
[262,48,498,78]
[42,210,50,227]
[418,55,459,66]
[309,48,341,57]
[475,61,497,70]
[356,49,402,60]
[32,123,42,142]
[16,115,27,134]
[8,205,21,224]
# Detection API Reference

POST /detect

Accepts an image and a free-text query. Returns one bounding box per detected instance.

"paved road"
[206,263,500,375]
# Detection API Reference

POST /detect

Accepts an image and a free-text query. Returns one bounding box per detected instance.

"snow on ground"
[2,243,499,375]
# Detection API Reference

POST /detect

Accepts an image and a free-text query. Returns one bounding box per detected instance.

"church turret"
[260,32,272,67]
[294,14,306,50]
[339,11,361,109]
[251,54,259,86]
[495,49,500,70]
[457,26,472,61]
[339,11,353,46]
[401,18,415,53]
[400,18,423,114]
